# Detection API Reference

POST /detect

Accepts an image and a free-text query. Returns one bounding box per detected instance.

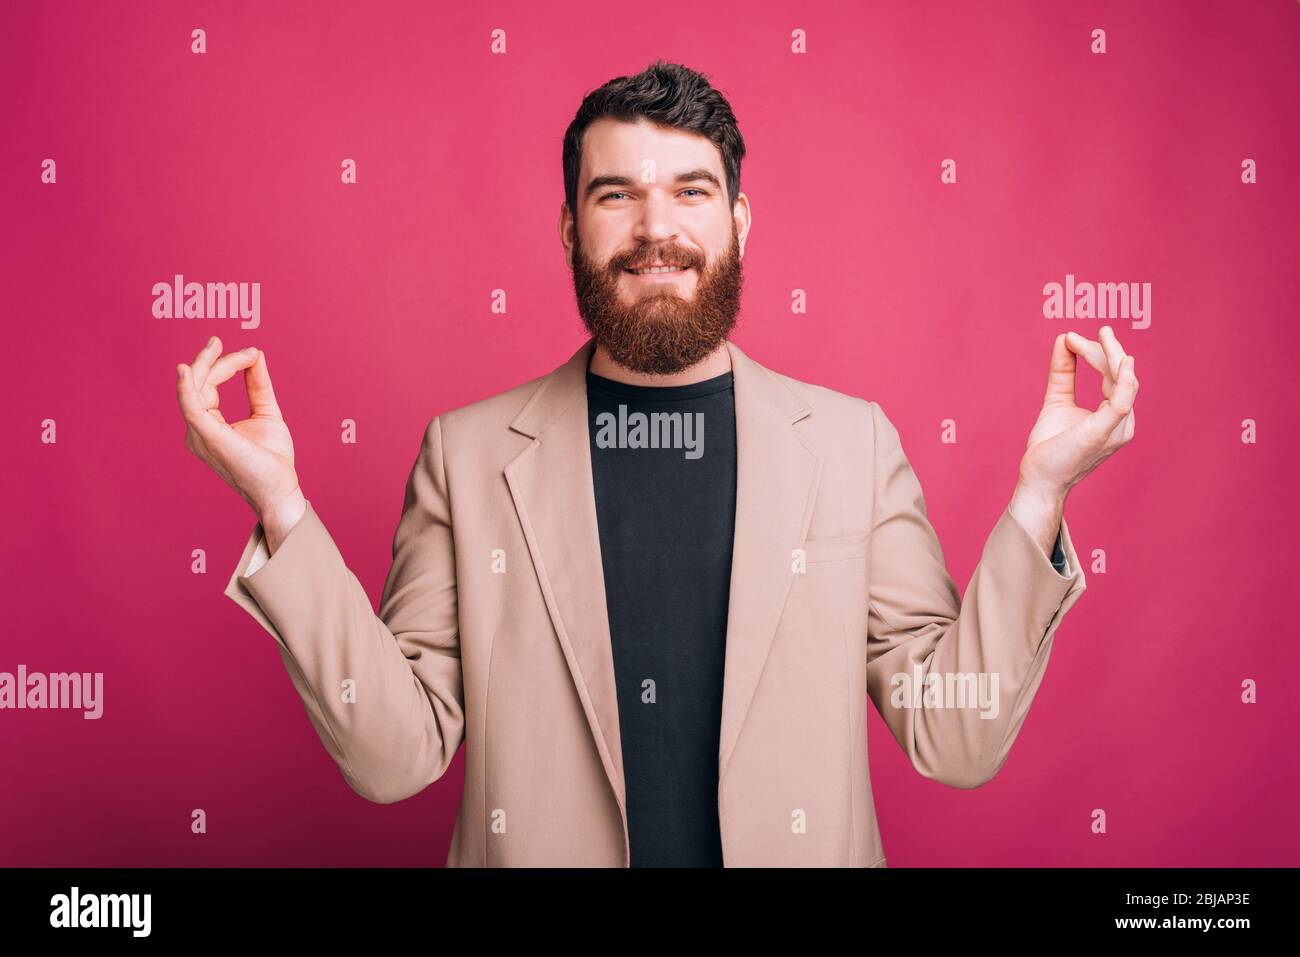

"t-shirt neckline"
[586,369,734,401]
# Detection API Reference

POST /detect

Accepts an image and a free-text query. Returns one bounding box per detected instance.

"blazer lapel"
[502,337,822,827]
[718,339,822,784]
[503,339,628,821]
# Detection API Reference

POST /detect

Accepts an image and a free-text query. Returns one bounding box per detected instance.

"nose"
[632,189,680,246]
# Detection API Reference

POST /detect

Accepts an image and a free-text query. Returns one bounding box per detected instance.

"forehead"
[580,117,723,180]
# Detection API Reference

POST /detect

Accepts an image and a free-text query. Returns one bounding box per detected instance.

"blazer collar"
[503,337,822,857]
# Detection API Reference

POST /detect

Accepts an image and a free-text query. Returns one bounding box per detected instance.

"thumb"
[244,348,283,418]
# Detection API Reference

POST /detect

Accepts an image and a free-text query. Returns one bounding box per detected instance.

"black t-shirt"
[585,368,737,867]
[584,366,1064,867]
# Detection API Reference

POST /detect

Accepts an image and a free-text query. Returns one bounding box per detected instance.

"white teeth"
[629,265,686,275]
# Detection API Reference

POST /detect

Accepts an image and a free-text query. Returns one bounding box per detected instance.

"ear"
[557,201,576,268]
[733,191,752,258]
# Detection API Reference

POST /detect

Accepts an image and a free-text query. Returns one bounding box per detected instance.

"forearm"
[233,499,463,804]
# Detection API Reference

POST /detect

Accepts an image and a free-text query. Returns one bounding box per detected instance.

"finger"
[1083,354,1138,442]
[1104,408,1134,451]
[176,362,230,448]
[1043,333,1079,404]
[1116,363,1137,444]
[1065,331,1115,398]
[244,348,283,418]
[200,348,260,404]
[1103,403,1133,446]
[1098,325,1127,384]
[190,336,223,387]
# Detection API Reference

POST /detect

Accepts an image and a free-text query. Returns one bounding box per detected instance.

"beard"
[571,223,743,376]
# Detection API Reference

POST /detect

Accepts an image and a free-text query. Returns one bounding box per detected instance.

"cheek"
[581,215,638,257]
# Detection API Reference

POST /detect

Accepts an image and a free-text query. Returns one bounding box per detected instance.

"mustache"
[613,246,706,271]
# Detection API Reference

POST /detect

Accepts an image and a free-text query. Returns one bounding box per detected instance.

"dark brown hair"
[562,60,746,215]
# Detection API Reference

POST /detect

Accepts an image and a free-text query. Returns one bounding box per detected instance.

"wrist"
[1008,480,1066,560]
[258,488,307,555]
[1011,477,1066,512]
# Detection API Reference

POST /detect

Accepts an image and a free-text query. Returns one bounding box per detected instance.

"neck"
[588,340,732,386]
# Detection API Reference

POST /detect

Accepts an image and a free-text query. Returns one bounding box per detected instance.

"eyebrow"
[584,168,722,200]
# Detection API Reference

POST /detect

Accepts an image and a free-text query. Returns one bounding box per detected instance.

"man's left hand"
[1007,325,1139,561]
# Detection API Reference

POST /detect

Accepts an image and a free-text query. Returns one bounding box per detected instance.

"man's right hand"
[176,336,306,553]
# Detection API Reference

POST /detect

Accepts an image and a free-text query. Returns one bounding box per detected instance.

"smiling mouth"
[625,265,690,276]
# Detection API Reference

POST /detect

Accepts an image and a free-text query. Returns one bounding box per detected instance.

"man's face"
[564,117,748,375]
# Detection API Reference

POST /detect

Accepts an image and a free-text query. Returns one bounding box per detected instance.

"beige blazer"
[224,337,1086,867]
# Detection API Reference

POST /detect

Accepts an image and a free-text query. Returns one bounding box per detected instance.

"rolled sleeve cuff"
[222,500,326,648]
[983,504,1087,650]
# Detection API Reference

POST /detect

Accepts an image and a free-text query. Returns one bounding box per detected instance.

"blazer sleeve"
[863,400,1086,789]
[222,415,465,804]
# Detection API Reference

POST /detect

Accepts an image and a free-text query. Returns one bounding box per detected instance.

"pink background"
[2,0,1297,867]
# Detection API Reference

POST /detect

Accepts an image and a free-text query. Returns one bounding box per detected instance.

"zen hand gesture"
[176,336,305,535]
[1019,324,1139,499]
